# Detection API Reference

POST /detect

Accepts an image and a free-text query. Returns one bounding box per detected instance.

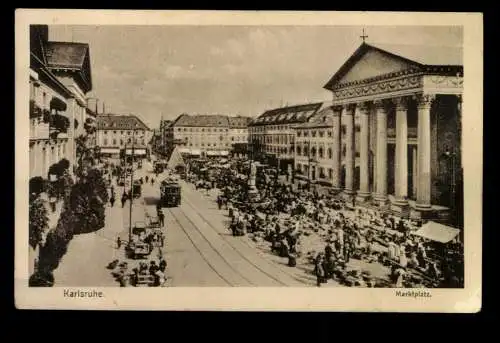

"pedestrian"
[121,193,127,208]
[110,195,115,207]
[159,258,167,273]
[116,237,122,249]
[151,178,155,186]
[158,211,165,227]
[145,175,149,183]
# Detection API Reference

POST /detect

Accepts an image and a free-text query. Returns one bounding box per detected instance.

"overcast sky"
[48,25,462,129]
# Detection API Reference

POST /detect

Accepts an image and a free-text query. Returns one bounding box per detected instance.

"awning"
[100,147,120,154]
[190,149,201,155]
[126,148,147,155]
[206,150,229,156]
[178,148,190,154]
[410,221,460,243]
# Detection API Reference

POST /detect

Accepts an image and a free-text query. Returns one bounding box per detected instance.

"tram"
[160,180,181,207]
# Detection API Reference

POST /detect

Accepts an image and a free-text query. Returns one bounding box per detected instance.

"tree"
[29,176,45,197]
[29,197,48,250]
[69,168,108,235]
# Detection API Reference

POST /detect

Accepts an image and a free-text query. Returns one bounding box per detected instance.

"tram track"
[180,191,309,286]
[167,207,252,286]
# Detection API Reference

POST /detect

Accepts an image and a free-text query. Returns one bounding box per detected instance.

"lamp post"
[126,130,136,243]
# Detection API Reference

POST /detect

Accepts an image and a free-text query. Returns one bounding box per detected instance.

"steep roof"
[97,114,150,131]
[228,116,253,128]
[44,41,93,93]
[250,102,324,126]
[295,106,335,129]
[324,42,463,91]
[173,114,230,127]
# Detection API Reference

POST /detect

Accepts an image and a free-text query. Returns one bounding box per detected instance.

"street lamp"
[124,130,136,244]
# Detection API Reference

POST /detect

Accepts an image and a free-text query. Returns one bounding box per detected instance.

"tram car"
[160,180,181,207]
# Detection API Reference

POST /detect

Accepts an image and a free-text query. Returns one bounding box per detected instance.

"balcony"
[30,119,50,140]
[387,127,418,138]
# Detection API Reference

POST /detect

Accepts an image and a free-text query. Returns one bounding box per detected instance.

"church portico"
[324,42,463,224]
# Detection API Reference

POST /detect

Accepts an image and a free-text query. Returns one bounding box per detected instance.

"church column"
[416,93,435,210]
[373,99,388,204]
[331,106,342,191]
[357,102,370,201]
[344,104,356,197]
[393,97,409,205]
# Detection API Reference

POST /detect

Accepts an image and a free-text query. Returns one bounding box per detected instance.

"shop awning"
[178,148,190,154]
[410,221,460,243]
[126,148,147,155]
[190,149,201,155]
[206,150,229,156]
[100,147,120,154]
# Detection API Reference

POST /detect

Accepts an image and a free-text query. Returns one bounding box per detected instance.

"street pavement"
[53,158,390,287]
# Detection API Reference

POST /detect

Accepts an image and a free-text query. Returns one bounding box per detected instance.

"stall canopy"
[178,148,190,154]
[167,145,186,171]
[190,149,201,156]
[126,148,147,155]
[206,150,229,156]
[100,147,120,154]
[411,221,460,243]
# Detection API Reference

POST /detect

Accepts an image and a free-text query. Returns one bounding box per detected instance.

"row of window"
[103,138,146,146]
[186,143,231,147]
[102,130,145,136]
[296,164,333,179]
[296,146,360,158]
[177,127,229,132]
[250,124,290,132]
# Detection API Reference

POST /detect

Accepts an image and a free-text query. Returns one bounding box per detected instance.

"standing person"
[314,253,326,287]
[158,210,165,227]
[151,178,155,186]
[121,193,127,208]
[116,237,122,249]
[145,175,149,183]
[110,194,115,207]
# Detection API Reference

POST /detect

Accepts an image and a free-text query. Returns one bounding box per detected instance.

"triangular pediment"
[324,43,423,90]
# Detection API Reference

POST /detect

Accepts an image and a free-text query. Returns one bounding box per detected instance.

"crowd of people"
[185,156,465,288]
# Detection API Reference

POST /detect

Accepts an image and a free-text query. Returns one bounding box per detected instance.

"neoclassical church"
[323,42,463,226]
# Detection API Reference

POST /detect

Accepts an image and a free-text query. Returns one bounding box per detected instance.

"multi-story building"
[96,114,152,160]
[29,25,93,180]
[228,116,252,158]
[248,103,324,172]
[158,119,172,157]
[322,42,463,222]
[166,114,252,158]
[294,106,361,188]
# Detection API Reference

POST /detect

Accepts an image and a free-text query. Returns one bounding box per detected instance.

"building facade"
[322,42,463,222]
[166,114,252,158]
[29,25,93,181]
[228,116,252,157]
[294,106,361,187]
[96,114,152,159]
[248,103,324,171]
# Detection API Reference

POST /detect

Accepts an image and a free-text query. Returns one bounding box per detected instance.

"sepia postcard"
[15,9,483,312]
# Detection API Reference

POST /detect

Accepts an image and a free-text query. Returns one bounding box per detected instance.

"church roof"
[324,42,463,91]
